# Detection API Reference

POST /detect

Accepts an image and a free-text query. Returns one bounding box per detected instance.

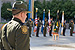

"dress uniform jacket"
[43,21,48,36]
[49,21,53,36]
[63,23,66,36]
[26,20,33,37]
[36,20,42,37]
[1,18,30,50]
[69,22,74,36]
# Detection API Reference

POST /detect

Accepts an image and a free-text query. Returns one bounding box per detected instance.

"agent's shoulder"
[7,20,21,29]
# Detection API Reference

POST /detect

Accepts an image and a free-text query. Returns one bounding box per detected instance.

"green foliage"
[34,0,43,19]
[1,1,27,21]
[0,22,7,24]
[34,0,75,20]
[1,2,12,20]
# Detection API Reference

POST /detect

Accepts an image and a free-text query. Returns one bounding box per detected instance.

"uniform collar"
[13,17,24,25]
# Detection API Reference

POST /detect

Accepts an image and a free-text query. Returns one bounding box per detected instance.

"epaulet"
[10,20,21,28]
[7,20,21,30]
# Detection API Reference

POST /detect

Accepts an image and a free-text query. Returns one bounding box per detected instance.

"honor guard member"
[1,1,31,50]
[26,18,33,37]
[43,18,48,37]
[49,18,53,36]
[69,20,74,36]
[36,17,42,37]
[63,20,66,36]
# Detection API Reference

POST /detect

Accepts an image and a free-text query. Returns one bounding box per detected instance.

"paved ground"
[30,24,75,50]
[30,30,75,50]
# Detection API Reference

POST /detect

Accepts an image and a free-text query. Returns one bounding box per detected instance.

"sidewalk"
[30,29,75,50]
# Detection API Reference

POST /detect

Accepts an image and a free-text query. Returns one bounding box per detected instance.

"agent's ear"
[20,12,23,17]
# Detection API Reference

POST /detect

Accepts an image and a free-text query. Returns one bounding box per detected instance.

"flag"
[34,8,38,33]
[61,11,64,35]
[62,11,64,27]
[48,10,51,32]
[35,11,38,26]
[54,10,59,32]
[41,9,45,34]
[56,10,59,27]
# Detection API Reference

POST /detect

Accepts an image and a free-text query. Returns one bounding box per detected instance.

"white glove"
[70,27,71,29]
[43,25,44,27]
[56,26,58,28]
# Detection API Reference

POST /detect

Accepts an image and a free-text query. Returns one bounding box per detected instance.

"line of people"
[26,18,74,37]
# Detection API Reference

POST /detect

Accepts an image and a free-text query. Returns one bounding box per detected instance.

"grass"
[0,22,7,24]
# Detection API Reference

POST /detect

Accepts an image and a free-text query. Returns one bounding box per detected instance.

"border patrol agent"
[36,17,42,37]
[63,20,66,36]
[26,18,33,37]
[69,20,74,36]
[49,18,53,36]
[43,18,48,37]
[1,1,31,50]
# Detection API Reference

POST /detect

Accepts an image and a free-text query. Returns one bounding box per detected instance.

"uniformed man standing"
[69,20,74,36]
[1,1,31,50]
[63,20,66,36]
[49,18,53,36]
[36,17,42,37]
[43,18,48,37]
[26,18,33,37]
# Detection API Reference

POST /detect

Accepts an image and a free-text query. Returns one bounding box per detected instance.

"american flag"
[35,12,38,26]
[34,8,38,33]
[48,10,51,32]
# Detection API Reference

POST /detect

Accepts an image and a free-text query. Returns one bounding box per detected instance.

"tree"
[34,0,75,21]
[34,1,43,19]
[1,2,12,20]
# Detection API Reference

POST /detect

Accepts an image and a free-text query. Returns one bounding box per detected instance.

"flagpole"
[28,0,31,19]
[41,9,45,34]
[48,10,51,26]
[54,10,59,32]
[35,8,38,26]
[32,0,34,20]
[0,0,1,22]
[61,11,64,35]
[56,10,59,27]
[56,10,59,32]
[31,0,34,36]
[48,10,51,32]
[33,8,38,34]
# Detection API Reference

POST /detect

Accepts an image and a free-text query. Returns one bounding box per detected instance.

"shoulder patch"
[21,26,28,34]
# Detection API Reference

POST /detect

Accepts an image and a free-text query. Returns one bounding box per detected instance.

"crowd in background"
[26,17,75,37]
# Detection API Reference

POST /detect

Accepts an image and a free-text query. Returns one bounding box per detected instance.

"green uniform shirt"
[69,22,74,33]
[1,18,30,50]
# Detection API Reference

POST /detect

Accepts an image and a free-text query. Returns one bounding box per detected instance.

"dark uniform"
[1,1,31,50]
[26,20,33,37]
[63,23,66,36]
[49,20,53,36]
[36,19,42,37]
[69,21,74,36]
[43,19,48,37]
[1,18,30,50]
